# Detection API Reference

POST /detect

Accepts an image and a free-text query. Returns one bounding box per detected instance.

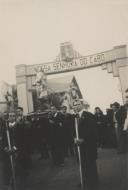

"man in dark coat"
[94,107,106,148]
[74,100,99,190]
[38,116,50,160]
[110,102,121,152]
[15,107,32,189]
[48,106,65,166]
[1,112,16,189]
[105,108,117,148]
[115,105,127,153]
[60,105,75,157]
[115,90,128,153]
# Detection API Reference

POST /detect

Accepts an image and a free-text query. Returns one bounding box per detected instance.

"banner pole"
[75,117,84,189]
[6,121,17,190]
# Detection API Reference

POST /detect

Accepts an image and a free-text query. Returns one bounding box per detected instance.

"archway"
[16,42,127,114]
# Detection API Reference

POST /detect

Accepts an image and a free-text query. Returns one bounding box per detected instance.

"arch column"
[16,64,29,114]
[101,45,128,104]
[116,58,128,103]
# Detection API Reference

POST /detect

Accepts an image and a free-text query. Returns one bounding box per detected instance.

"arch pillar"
[16,64,33,115]
[101,45,128,104]
[116,58,128,103]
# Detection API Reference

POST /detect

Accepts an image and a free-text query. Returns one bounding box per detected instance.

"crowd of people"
[0,92,128,190]
[94,101,128,154]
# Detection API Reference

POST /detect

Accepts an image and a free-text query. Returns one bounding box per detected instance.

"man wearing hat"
[115,89,128,153]
[110,102,122,152]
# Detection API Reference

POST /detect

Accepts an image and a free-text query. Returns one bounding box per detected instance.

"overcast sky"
[0,0,128,112]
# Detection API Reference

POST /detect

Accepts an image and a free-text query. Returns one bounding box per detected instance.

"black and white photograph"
[0,0,128,190]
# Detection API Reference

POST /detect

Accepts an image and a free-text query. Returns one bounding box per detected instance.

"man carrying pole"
[1,112,17,190]
[73,100,99,190]
[74,112,85,189]
[6,115,17,190]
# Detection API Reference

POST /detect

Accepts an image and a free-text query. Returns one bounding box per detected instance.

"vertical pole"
[75,117,84,189]
[6,121,17,190]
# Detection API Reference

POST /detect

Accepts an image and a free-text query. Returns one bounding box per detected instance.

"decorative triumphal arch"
[16,42,128,114]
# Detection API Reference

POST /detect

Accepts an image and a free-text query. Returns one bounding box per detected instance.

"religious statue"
[61,92,71,113]
[69,82,79,100]
[35,67,47,87]
[34,67,47,98]
[4,91,14,111]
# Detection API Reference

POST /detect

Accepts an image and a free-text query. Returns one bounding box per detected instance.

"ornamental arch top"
[16,42,128,114]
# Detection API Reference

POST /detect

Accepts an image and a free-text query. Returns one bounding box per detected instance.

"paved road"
[0,148,128,190]
[24,149,128,190]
